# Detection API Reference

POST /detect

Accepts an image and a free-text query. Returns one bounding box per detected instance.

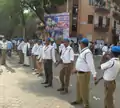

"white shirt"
[75,47,97,77]
[52,42,57,49]
[102,46,108,55]
[101,58,120,81]
[59,43,65,53]
[100,44,103,49]
[22,42,30,54]
[17,41,25,50]
[31,43,38,55]
[102,46,108,52]
[1,41,7,50]
[42,44,56,63]
[61,46,74,64]
[78,45,81,53]
[36,45,43,62]
[94,44,98,49]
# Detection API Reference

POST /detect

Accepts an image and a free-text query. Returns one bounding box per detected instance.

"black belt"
[78,71,89,74]
[44,59,52,61]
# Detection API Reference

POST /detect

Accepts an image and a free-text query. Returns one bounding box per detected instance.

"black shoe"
[41,82,48,84]
[44,84,52,88]
[60,89,68,95]
[71,101,80,105]
[57,88,64,91]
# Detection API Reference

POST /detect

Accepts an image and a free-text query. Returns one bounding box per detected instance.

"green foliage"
[0,0,66,37]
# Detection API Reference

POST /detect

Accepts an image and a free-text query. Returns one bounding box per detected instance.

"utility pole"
[66,0,69,12]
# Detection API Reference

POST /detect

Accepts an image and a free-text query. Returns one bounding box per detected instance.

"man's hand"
[94,77,97,81]
[71,68,77,74]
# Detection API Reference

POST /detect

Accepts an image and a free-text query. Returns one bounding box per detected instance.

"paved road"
[0,54,120,108]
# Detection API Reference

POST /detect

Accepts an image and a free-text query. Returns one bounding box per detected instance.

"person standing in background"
[22,39,30,66]
[1,39,8,65]
[59,41,65,55]
[31,40,39,71]
[17,39,25,64]
[94,42,98,55]
[29,40,34,69]
[36,40,44,77]
[100,43,104,55]
[41,38,56,88]
[57,38,74,94]
[7,39,13,57]
[102,44,108,55]
[89,42,94,54]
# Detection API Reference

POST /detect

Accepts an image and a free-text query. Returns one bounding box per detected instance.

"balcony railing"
[113,11,120,20]
[94,24,109,32]
[94,0,110,14]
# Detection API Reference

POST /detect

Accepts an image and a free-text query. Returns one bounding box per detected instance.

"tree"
[0,0,21,38]
[0,0,67,38]
[21,0,67,23]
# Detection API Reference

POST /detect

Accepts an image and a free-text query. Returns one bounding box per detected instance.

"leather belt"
[78,71,88,74]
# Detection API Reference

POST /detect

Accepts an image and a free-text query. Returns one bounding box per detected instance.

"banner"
[44,12,69,39]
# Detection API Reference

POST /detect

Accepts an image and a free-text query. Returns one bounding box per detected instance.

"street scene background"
[0,54,119,108]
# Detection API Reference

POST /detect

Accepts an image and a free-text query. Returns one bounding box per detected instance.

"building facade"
[77,0,112,43]
[56,0,120,44]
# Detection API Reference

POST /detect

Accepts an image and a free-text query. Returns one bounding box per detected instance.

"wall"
[77,0,94,38]
[77,0,113,43]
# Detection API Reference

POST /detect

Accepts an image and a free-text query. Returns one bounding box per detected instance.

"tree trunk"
[20,7,26,39]
[22,27,26,40]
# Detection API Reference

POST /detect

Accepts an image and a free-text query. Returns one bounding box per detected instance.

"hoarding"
[44,12,69,39]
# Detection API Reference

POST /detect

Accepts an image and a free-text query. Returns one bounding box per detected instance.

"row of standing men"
[17,38,120,108]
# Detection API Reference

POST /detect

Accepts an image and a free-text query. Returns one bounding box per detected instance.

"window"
[98,16,103,27]
[73,5,78,15]
[106,18,110,27]
[88,15,93,24]
[72,5,78,32]
[114,21,116,29]
[89,0,95,5]
[72,17,77,31]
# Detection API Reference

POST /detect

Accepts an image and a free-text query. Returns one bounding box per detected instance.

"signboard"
[44,12,69,39]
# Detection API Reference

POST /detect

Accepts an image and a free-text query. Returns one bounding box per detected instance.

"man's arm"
[70,48,74,62]
[101,60,113,70]
[86,53,97,78]
[52,47,56,63]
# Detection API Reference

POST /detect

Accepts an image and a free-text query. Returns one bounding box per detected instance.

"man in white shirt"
[101,46,120,108]
[35,40,43,77]
[22,39,30,66]
[1,39,7,65]
[71,38,97,108]
[17,39,25,64]
[102,44,108,55]
[59,41,65,55]
[31,40,38,70]
[57,38,74,94]
[41,38,56,88]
